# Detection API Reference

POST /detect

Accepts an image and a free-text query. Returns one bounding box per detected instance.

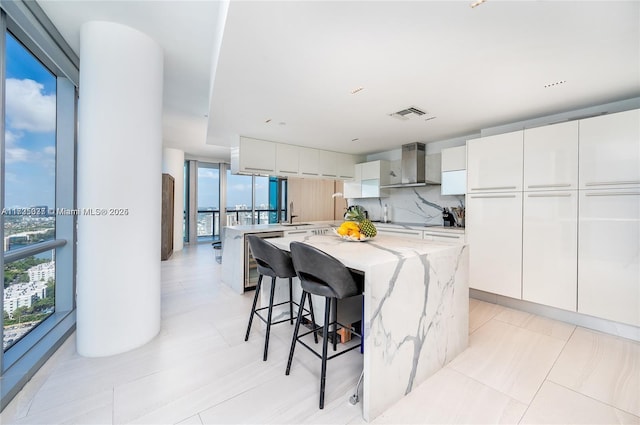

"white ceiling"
[38,1,640,161]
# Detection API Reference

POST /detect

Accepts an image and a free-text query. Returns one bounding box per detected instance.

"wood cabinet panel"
[161,173,174,261]
[288,177,336,222]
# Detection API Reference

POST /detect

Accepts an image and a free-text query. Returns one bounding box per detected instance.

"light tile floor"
[2,244,639,424]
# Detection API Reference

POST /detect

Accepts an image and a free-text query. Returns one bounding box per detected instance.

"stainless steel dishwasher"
[244,231,284,290]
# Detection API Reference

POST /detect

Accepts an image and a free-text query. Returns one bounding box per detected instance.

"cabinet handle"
[301,172,319,176]
[527,193,572,198]
[379,230,421,235]
[470,186,517,191]
[322,174,337,177]
[286,230,308,235]
[424,233,461,239]
[585,192,640,197]
[279,170,297,174]
[585,181,640,187]
[527,183,571,188]
[246,167,274,172]
[470,194,517,199]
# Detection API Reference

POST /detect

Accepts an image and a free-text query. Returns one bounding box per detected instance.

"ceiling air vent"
[389,106,427,121]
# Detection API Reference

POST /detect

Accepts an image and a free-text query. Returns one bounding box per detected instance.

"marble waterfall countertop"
[269,234,469,422]
[220,220,464,295]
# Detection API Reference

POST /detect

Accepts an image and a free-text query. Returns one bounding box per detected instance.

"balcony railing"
[195,209,286,240]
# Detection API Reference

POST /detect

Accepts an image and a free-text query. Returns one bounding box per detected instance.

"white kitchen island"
[269,234,469,422]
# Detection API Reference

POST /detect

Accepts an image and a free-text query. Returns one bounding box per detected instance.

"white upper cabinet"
[467,130,523,193]
[336,153,357,179]
[275,144,299,176]
[524,121,579,191]
[298,147,319,177]
[345,160,389,198]
[579,109,640,190]
[441,146,467,171]
[318,150,338,178]
[232,137,276,175]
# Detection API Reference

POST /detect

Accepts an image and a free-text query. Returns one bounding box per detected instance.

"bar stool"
[245,235,317,361]
[286,241,363,409]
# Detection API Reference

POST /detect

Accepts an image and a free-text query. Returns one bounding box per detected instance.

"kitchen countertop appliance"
[344,205,368,220]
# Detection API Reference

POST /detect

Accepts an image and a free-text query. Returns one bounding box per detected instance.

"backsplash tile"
[347,185,464,225]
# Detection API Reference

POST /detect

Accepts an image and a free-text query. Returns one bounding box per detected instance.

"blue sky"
[3,31,273,212]
[4,32,56,209]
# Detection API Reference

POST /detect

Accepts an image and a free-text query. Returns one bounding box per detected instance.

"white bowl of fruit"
[334,208,377,241]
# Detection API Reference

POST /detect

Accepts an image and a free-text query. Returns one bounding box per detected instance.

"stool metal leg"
[286,291,307,375]
[288,277,294,325]
[245,274,263,341]
[319,297,331,409]
[263,276,277,361]
[332,297,338,351]
[308,294,318,343]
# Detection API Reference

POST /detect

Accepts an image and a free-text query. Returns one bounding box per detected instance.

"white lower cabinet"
[423,229,465,243]
[578,189,640,327]
[522,191,577,311]
[467,192,523,299]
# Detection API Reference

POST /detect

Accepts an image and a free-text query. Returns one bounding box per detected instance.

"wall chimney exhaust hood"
[380,142,441,188]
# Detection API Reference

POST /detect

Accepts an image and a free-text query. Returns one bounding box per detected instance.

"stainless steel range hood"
[380,142,441,188]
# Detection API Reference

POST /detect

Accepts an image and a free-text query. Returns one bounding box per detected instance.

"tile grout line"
[516,324,578,424]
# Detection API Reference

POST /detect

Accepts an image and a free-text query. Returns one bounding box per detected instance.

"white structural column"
[162,148,185,252]
[76,22,163,357]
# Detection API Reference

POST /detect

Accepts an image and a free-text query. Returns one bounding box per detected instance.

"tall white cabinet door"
[522,191,577,311]
[466,192,523,299]
[467,130,523,193]
[578,189,640,327]
[524,121,578,191]
[579,109,640,190]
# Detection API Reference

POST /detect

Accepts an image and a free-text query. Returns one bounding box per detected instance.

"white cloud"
[4,130,21,147]
[5,78,55,132]
[198,169,219,179]
[5,147,31,163]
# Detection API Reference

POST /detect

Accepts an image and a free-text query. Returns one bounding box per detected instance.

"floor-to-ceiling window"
[197,162,220,241]
[183,163,288,242]
[1,2,78,410]
[225,171,282,226]
[2,32,57,351]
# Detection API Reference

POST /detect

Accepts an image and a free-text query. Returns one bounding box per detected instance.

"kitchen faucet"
[288,201,298,224]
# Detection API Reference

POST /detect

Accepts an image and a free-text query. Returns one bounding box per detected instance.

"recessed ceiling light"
[351,138,359,142]
[470,0,487,8]
[544,80,567,88]
[350,87,364,95]
[265,119,272,123]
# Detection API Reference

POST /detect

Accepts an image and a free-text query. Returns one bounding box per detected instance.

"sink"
[280,223,313,226]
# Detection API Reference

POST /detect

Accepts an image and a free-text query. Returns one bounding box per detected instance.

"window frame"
[0,1,78,411]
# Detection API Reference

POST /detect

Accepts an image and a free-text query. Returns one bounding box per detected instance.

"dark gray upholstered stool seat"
[245,235,317,361]
[286,241,363,409]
